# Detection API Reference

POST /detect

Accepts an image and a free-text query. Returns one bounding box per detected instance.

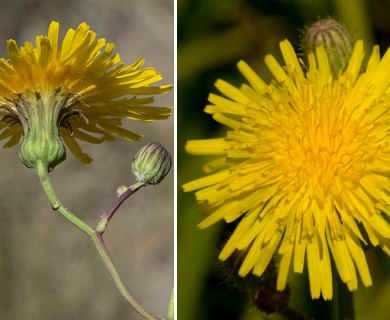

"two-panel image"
[0,0,388,319]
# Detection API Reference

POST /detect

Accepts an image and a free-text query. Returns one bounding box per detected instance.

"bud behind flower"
[131,142,172,185]
[302,18,353,76]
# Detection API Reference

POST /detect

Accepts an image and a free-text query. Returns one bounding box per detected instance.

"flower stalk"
[91,231,161,320]
[35,160,163,320]
[167,287,174,320]
[35,161,92,234]
[96,181,145,234]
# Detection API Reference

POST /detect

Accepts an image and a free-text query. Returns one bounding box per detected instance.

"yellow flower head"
[0,21,171,170]
[183,39,390,300]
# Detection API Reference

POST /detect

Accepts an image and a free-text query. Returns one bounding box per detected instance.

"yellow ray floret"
[0,21,172,164]
[183,39,390,299]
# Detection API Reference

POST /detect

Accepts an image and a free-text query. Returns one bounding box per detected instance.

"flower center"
[276,105,369,200]
[288,130,336,192]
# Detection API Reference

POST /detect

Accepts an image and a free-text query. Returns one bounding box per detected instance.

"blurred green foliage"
[178,0,390,319]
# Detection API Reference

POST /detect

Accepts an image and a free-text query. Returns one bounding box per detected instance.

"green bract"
[132,142,172,185]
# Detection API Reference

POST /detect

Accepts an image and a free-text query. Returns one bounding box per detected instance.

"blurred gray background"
[0,0,173,319]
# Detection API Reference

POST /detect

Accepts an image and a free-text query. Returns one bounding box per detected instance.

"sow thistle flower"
[183,39,390,299]
[0,21,171,171]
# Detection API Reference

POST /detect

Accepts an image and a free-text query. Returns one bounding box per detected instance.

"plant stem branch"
[167,287,174,320]
[35,161,162,320]
[91,231,161,320]
[96,182,145,233]
[35,161,93,236]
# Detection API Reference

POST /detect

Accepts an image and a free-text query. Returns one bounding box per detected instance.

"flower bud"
[302,18,353,76]
[131,142,172,185]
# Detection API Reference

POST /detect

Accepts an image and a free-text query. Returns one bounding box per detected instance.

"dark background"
[178,0,390,319]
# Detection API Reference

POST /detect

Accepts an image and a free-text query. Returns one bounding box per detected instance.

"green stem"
[91,232,161,320]
[96,182,145,234]
[167,287,174,320]
[34,161,162,320]
[35,161,93,236]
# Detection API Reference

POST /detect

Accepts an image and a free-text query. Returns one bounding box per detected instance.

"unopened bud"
[131,142,172,185]
[302,18,353,76]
